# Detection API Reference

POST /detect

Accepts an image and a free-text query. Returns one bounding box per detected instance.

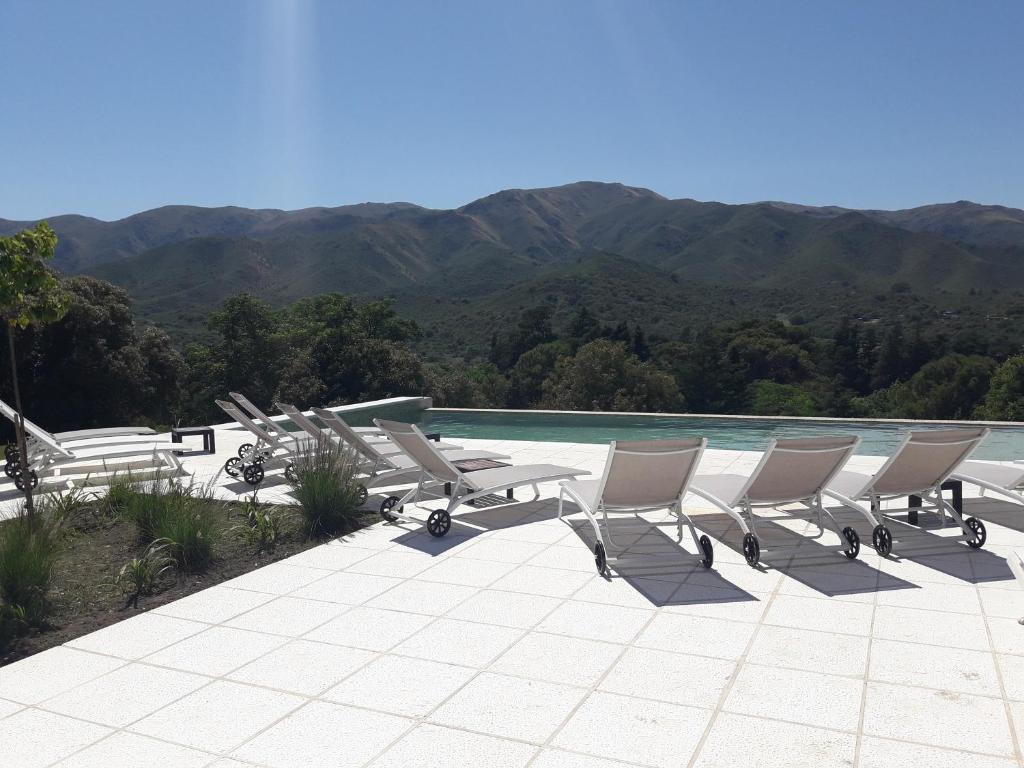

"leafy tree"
[425,365,481,407]
[746,380,818,417]
[871,323,907,390]
[978,355,1024,421]
[723,321,817,385]
[207,293,280,406]
[508,340,571,407]
[631,326,650,361]
[831,318,868,394]
[0,223,69,514]
[467,363,510,408]
[568,306,601,347]
[540,340,681,412]
[854,354,995,419]
[26,277,183,429]
[653,331,744,413]
[507,306,556,368]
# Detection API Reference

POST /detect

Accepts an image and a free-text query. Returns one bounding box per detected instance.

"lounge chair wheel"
[871,525,893,556]
[14,470,38,491]
[965,517,987,549]
[355,484,368,505]
[284,463,298,483]
[699,534,714,569]
[238,443,254,460]
[742,533,760,568]
[842,526,860,560]
[4,461,18,479]
[224,457,242,478]
[426,509,451,538]
[243,463,265,486]
[594,541,609,576]
[4,444,18,463]
[379,495,401,522]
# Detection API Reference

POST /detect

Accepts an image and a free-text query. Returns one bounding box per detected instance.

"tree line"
[2,275,1024,435]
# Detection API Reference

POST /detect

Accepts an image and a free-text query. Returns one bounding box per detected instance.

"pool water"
[344,408,1024,460]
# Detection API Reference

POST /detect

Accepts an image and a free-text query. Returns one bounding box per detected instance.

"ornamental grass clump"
[288,439,364,536]
[0,510,63,630]
[120,476,220,571]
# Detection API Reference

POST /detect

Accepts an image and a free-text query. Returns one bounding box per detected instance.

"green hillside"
[8,181,1024,358]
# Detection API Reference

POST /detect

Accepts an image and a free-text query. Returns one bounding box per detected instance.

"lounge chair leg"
[602,506,622,549]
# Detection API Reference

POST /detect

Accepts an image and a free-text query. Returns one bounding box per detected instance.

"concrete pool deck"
[1,432,1023,767]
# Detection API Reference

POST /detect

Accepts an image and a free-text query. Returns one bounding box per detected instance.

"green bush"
[120,479,219,571]
[0,512,64,628]
[289,440,364,536]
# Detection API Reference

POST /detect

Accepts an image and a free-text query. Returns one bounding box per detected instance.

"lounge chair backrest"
[871,428,988,496]
[597,439,706,509]
[374,419,461,482]
[744,436,860,504]
[230,392,281,435]
[312,408,381,461]
[216,399,280,446]
[276,402,327,441]
[0,397,74,458]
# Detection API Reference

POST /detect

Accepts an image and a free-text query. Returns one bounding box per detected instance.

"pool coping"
[431,407,1024,428]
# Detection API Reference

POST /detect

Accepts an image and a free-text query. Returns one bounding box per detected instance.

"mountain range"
[3,182,1023,357]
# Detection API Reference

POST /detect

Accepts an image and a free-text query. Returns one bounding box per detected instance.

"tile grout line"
[348,510,603,768]
[851,551,883,768]
[521,514,754,767]
[974,545,1024,766]
[684,554,788,768]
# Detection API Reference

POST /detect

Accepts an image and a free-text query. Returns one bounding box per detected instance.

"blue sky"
[2,0,1022,220]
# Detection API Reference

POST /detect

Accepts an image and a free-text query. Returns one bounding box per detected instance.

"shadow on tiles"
[872,508,1015,584]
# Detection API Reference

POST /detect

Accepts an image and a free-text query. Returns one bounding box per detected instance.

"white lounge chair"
[951,460,1024,508]
[824,428,990,555]
[689,436,863,567]
[217,399,312,486]
[0,399,184,491]
[298,405,511,511]
[1,397,159,478]
[227,392,295,461]
[289,403,461,453]
[372,419,589,536]
[558,439,712,576]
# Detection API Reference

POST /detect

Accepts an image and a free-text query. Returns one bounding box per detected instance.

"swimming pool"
[342,407,1024,460]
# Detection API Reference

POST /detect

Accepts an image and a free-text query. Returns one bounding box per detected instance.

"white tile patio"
[0,435,1022,766]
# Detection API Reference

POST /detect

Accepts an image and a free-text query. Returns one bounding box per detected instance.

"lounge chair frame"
[690,436,864,567]
[309,407,509,503]
[824,429,990,555]
[216,399,310,486]
[372,419,588,537]
[558,438,712,575]
[0,399,183,490]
